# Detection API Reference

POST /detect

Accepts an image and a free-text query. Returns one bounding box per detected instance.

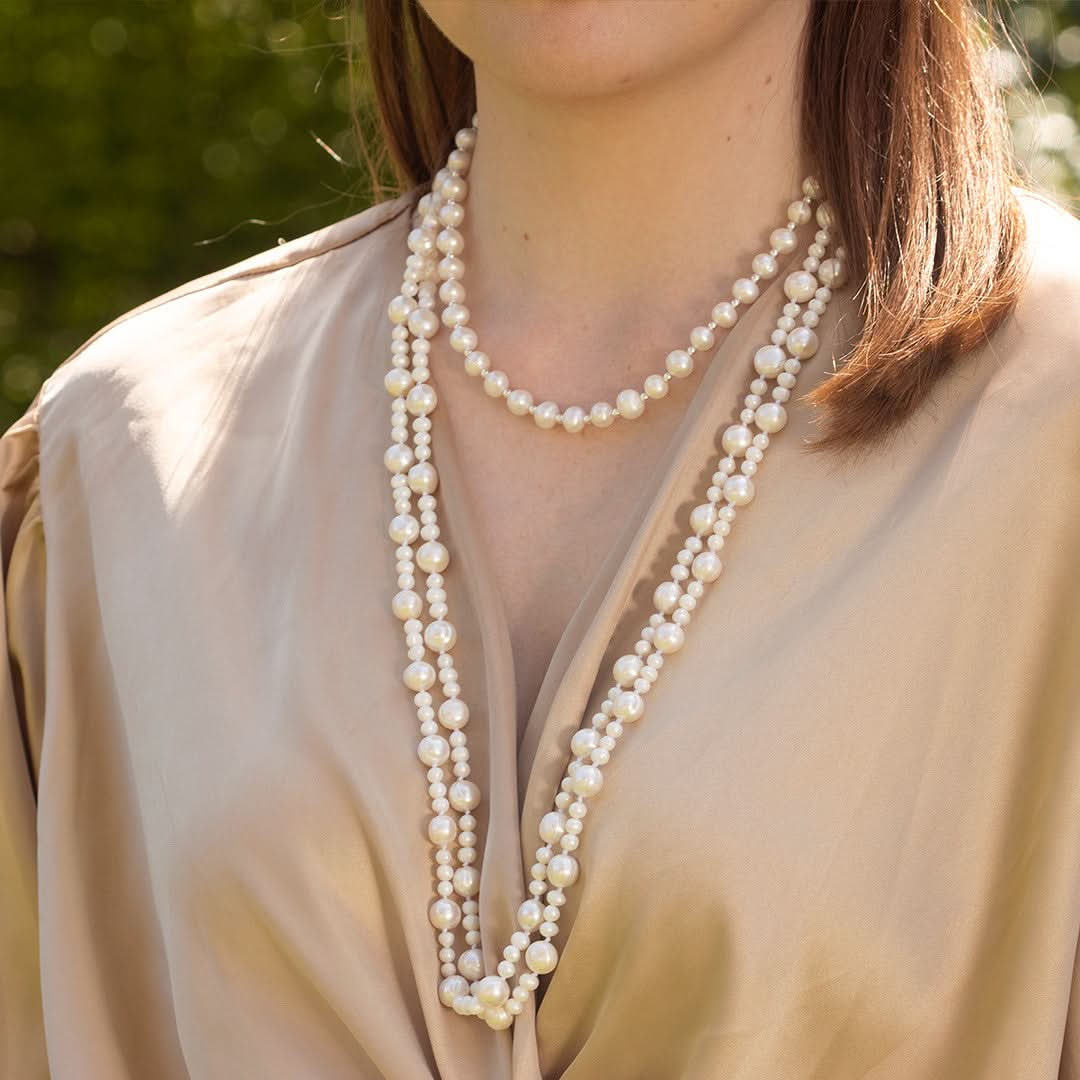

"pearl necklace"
[386,117,836,434]
[384,113,849,1031]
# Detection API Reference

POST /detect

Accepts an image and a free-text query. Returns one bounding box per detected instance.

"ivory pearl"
[783,271,818,303]
[818,257,847,288]
[539,811,567,845]
[546,854,579,888]
[654,622,685,654]
[429,814,457,845]
[590,401,615,428]
[615,388,644,419]
[689,326,715,351]
[384,444,414,474]
[418,735,450,766]
[417,541,449,573]
[483,370,509,397]
[424,620,457,652]
[392,590,421,620]
[754,402,788,433]
[570,729,600,758]
[786,326,819,359]
[429,898,461,929]
[571,764,604,798]
[449,779,480,812]
[453,866,480,897]
[721,424,753,457]
[389,514,419,544]
[665,349,694,378]
[732,277,759,304]
[463,350,489,376]
[387,294,414,323]
[407,307,439,339]
[561,405,586,433]
[506,389,533,416]
[384,368,412,396]
[517,898,544,930]
[534,401,560,429]
[712,301,737,328]
[612,654,642,685]
[723,474,756,506]
[653,581,681,613]
[525,941,559,975]
[474,976,510,1007]
[440,975,469,1007]
[407,462,438,494]
[613,690,645,722]
[404,661,436,691]
[644,373,669,399]
[439,699,470,730]
[752,252,778,278]
[692,550,723,582]
[458,949,484,981]
[484,1007,513,1030]
[753,345,786,378]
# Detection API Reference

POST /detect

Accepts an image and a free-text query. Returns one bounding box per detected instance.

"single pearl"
[392,590,422,620]
[561,405,587,433]
[751,252,778,278]
[533,401,560,429]
[525,941,559,975]
[665,349,694,379]
[440,975,470,1007]
[691,551,723,583]
[615,388,644,419]
[453,865,480,897]
[458,949,484,981]
[783,271,818,303]
[753,345,786,378]
[415,536,447,570]
[429,898,461,930]
[484,1007,513,1030]
[429,814,457,845]
[424,620,457,652]
[389,514,419,544]
[723,474,756,506]
[818,257,847,288]
[654,622,685,654]
[539,811,567,845]
[441,302,469,328]
[449,325,477,353]
[786,326,819,359]
[407,307,440,339]
[770,226,797,253]
[463,350,489,376]
[449,779,481,811]
[816,202,835,229]
[732,277,759,304]
[418,735,450,766]
[690,502,718,536]
[483,370,509,397]
[689,326,715,352]
[384,368,412,397]
[570,729,600,758]
[517,898,544,930]
[546,854,580,888]
[721,424,754,457]
[590,401,615,428]
[506,389,533,416]
[754,402,788,433]
[653,580,681,613]
[439,699,470,730]
[612,654,642,685]
[643,373,668,400]
[571,764,604,798]
[474,976,510,1007]
[387,294,415,324]
[712,301,737,328]
[612,691,645,722]
[404,661,436,691]
[407,462,438,494]
[384,444,414,474]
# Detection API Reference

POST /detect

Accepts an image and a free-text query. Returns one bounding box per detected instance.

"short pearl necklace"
[384,112,849,1030]
[386,117,834,434]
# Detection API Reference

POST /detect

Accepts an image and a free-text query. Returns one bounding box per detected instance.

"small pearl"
[665,349,694,379]
[615,388,644,419]
[484,1007,513,1030]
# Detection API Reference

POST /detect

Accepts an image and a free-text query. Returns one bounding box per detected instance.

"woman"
[3,0,1079,1076]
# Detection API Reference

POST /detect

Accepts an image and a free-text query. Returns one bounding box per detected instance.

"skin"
[414,0,813,732]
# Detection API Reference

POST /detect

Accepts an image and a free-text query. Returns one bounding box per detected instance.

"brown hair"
[353,0,1031,458]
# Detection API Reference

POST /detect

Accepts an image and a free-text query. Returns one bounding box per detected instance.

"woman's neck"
[461,1,814,353]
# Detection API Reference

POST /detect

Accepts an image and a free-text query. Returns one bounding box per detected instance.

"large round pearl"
[654,621,685,654]
[561,405,586,433]
[613,654,642,685]
[690,502,717,536]
[428,814,457,845]
[570,764,604,798]
[424,620,457,653]
[384,444,414,474]
[818,257,847,288]
[612,691,645,722]
[643,374,668,399]
[517,898,544,930]
[665,350,694,378]
[786,326,819,359]
[770,226,797,253]
[458,949,484,981]
[721,424,753,457]
[392,590,422,620]
[449,779,481,811]
[539,811,567,844]
[407,462,438,494]
[429,898,461,930]
[418,734,450,765]
[590,401,615,428]
[753,345,786,378]
[732,277,759,304]
[723,474,756,506]
[654,580,681,613]
[384,368,412,397]
[534,401,560,429]
[439,698,470,730]
[389,514,419,544]
[440,975,470,1007]
[712,301,737,328]
[615,388,644,419]
[525,941,559,975]
[406,383,438,416]
[570,729,600,758]
[453,865,480,896]
[404,661,436,691]
[754,402,788,433]
[689,326,715,351]
[546,854,580,888]
[784,270,818,303]
[474,976,510,1007]
[417,541,449,573]
[484,1007,513,1030]
[692,550,723,582]
[484,370,509,397]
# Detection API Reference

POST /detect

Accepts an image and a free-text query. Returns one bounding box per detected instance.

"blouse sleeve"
[0,400,49,1076]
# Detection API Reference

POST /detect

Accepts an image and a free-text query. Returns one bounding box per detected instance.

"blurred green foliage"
[1,0,1078,429]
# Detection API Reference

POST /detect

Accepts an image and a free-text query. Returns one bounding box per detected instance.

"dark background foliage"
[1,0,1078,429]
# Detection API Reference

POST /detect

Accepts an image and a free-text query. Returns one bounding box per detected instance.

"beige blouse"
[3,183,1080,1080]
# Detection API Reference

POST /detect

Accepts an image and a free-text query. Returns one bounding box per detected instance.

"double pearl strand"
[384,113,849,1030]
[386,116,833,434]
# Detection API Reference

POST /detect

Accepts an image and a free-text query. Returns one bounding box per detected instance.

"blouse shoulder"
[27,185,422,452]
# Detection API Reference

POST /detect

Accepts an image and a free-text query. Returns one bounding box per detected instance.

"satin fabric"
[3,184,1080,1079]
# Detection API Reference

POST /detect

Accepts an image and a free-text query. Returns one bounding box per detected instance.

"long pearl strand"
[383,113,849,1031]
[386,116,831,434]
